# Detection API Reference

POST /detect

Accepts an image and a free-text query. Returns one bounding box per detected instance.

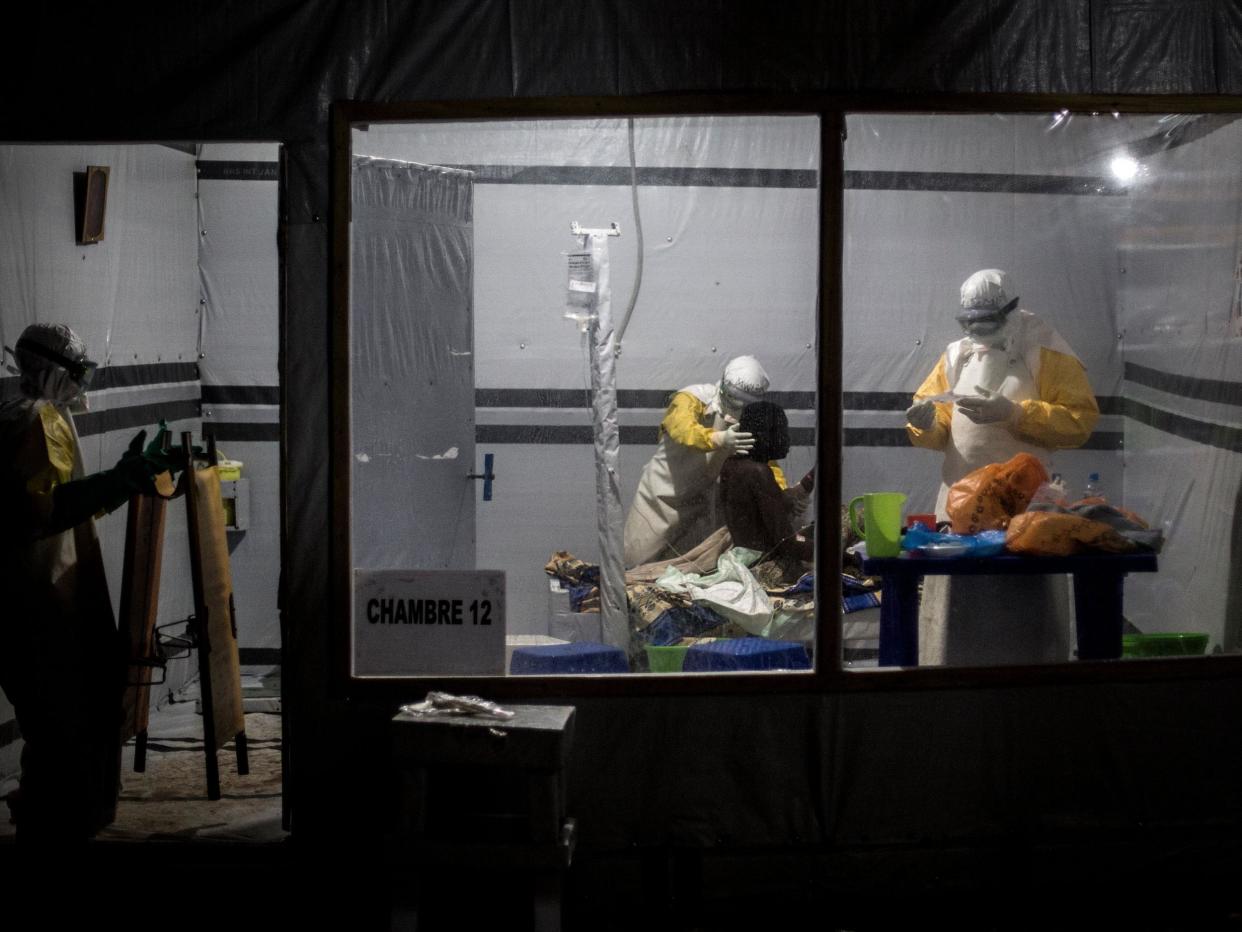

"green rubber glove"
[118,428,182,484]
[46,471,135,533]
[148,421,205,464]
[44,426,187,534]
[145,421,170,457]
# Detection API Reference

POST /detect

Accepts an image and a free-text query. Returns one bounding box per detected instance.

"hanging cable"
[615,117,645,349]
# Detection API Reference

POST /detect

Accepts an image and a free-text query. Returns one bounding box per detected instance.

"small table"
[860,552,1158,666]
[390,704,577,930]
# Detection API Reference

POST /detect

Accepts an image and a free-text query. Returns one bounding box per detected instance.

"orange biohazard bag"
[946,452,1049,535]
[1005,511,1139,556]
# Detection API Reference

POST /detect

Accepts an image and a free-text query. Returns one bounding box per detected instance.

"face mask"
[36,366,89,407]
[718,385,746,418]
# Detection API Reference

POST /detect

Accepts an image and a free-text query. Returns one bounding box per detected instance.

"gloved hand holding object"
[905,400,937,430]
[955,386,1017,425]
[798,465,815,493]
[711,423,755,455]
[46,426,184,533]
[113,427,184,490]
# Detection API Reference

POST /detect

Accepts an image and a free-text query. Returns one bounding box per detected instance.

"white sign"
[353,570,505,677]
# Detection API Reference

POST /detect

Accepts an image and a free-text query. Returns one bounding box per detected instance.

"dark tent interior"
[2,3,1241,929]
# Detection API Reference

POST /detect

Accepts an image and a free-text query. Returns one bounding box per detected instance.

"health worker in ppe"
[623,355,769,567]
[0,323,181,843]
[905,270,1099,665]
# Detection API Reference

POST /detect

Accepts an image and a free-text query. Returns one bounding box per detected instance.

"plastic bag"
[1005,511,1139,556]
[945,452,1049,535]
[1027,478,1072,512]
[900,524,1008,558]
[1005,500,1163,555]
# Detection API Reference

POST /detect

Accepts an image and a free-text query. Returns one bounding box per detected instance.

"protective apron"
[624,382,730,567]
[919,336,1071,666]
[0,399,122,838]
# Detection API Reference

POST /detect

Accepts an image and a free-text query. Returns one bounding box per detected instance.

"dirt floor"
[2,677,286,844]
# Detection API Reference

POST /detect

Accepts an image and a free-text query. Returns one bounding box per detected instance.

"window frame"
[330,92,1242,702]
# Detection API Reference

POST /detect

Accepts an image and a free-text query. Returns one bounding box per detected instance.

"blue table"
[509,641,629,675]
[682,638,811,672]
[860,552,1158,666]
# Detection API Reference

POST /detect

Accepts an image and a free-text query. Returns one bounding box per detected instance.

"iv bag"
[565,249,597,328]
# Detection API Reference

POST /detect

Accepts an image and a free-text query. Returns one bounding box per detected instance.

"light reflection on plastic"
[1110,155,1139,182]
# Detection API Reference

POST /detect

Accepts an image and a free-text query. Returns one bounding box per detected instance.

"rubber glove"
[146,421,171,457]
[115,429,182,489]
[148,420,205,463]
[798,466,815,493]
[905,400,937,430]
[710,424,755,455]
[46,471,135,532]
[956,387,1017,425]
[43,429,183,534]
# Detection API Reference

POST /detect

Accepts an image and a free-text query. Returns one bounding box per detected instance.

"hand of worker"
[798,466,815,493]
[114,428,181,494]
[711,424,755,456]
[956,387,1018,425]
[905,400,937,430]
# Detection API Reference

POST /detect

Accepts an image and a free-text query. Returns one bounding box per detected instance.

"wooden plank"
[188,458,246,751]
[117,489,169,748]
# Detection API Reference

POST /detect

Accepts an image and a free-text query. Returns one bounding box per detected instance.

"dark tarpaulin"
[2,0,1242,914]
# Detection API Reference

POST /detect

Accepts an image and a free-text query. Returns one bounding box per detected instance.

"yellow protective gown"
[0,397,122,840]
[624,383,733,566]
[906,310,1099,666]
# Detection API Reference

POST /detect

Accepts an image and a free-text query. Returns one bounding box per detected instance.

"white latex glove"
[905,400,937,430]
[711,424,755,455]
[956,387,1018,425]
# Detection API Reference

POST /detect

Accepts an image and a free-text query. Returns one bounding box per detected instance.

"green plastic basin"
[645,644,690,673]
[1122,633,1209,658]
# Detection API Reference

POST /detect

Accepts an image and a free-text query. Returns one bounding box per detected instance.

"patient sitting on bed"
[718,401,814,564]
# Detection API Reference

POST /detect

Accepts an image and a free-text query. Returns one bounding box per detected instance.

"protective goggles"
[955,296,1019,332]
[719,384,762,411]
[12,337,98,387]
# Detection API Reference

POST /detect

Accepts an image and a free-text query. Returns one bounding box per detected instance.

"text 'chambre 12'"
[365,597,493,626]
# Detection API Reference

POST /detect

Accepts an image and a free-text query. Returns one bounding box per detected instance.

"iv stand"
[568,222,628,650]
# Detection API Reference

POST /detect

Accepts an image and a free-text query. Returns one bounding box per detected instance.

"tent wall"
[0,142,282,782]
[2,0,1242,910]
[197,142,282,668]
[0,145,201,772]
[1116,118,1242,650]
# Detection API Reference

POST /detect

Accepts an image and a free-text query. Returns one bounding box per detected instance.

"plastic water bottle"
[1084,472,1105,500]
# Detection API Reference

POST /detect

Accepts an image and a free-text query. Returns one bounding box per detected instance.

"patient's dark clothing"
[719,458,812,561]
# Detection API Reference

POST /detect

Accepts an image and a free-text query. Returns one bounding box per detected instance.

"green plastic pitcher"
[848,492,907,558]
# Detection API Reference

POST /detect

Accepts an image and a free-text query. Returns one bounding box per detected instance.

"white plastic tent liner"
[1113,118,1242,648]
[197,142,282,658]
[350,158,477,572]
[0,143,202,665]
[0,142,283,710]
[354,116,820,639]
